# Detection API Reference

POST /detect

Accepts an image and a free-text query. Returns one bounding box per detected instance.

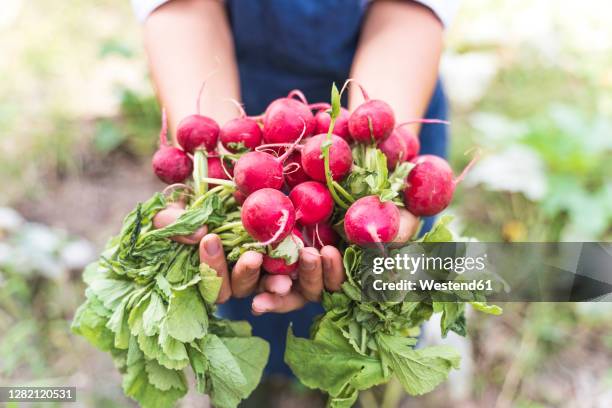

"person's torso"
[226,0,367,111]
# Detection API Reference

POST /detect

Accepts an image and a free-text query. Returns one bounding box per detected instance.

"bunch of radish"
[151,81,476,276]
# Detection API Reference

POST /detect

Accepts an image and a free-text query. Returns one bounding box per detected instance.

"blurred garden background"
[1,0,611,406]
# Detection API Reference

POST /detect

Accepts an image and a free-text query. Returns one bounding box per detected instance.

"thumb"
[199,234,232,303]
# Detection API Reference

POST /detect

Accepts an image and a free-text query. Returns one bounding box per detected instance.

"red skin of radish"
[289,181,334,226]
[314,108,351,141]
[207,157,232,188]
[348,100,395,143]
[152,109,193,184]
[292,227,304,242]
[220,117,262,152]
[262,255,298,275]
[241,188,296,243]
[233,190,247,205]
[302,223,339,250]
[344,195,400,245]
[404,155,454,216]
[152,146,193,184]
[263,98,315,144]
[378,129,409,170]
[397,126,420,160]
[208,157,231,180]
[284,151,311,188]
[233,151,284,195]
[301,134,352,182]
[262,232,304,275]
[177,115,220,153]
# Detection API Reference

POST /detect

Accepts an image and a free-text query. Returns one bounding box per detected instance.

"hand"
[152,204,346,311]
[251,246,345,315]
[152,203,417,314]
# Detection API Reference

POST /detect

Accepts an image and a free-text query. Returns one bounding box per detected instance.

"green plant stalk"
[332,181,355,204]
[193,149,208,199]
[322,83,353,209]
[190,185,226,208]
[210,221,243,234]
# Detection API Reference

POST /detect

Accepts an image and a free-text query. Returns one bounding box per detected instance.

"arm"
[143,0,240,138]
[348,0,444,134]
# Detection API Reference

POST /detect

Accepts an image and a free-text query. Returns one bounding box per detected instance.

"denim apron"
[221,0,449,376]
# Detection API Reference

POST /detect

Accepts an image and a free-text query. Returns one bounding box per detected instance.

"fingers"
[231,251,263,298]
[259,274,293,296]
[297,247,324,302]
[320,245,345,291]
[199,234,232,303]
[153,205,207,245]
[251,292,307,315]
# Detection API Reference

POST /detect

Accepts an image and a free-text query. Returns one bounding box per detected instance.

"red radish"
[233,190,247,205]
[303,223,339,250]
[262,255,298,275]
[284,151,311,188]
[206,157,232,187]
[392,209,420,244]
[233,151,284,195]
[314,107,351,141]
[292,227,304,242]
[404,155,453,216]
[220,100,262,152]
[377,129,409,170]
[262,90,315,144]
[233,124,307,195]
[241,188,296,244]
[344,195,400,245]
[403,153,477,216]
[347,82,395,143]
[208,157,232,179]
[176,82,220,153]
[262,230,304,275]
[301,134,352,182]
[399,127,420,161]
[289,181,334,226]
[152,110,193,184]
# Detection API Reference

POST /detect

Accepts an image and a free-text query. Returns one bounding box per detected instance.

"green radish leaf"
[330,82,340,120]
[71,301,115,352]
[470,301,503,315]
[142,292,166,336]
[221,337,270,399]
[210,319,253,338]
[198,263,223,305]
[122,355,186,408]
[285,326,387,397]
[267,234,304,264]
[201,334,249,408]
[377,334,460,396]
[128,295,150,337]
[106,297,131,349]
[144,359,187,392]
[165,286,208,343]
[420,215,454,242]
[155,274,172,299]
[389,161,413,193]
[433,302,467,337]
[90,278,134,311]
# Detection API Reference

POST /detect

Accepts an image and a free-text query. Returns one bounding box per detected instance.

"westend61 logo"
[372,252,487,275]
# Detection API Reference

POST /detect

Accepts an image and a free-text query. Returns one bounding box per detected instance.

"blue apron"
[221,0,449,376]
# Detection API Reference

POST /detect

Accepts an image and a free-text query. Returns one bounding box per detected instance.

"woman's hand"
[152,203,346,312]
